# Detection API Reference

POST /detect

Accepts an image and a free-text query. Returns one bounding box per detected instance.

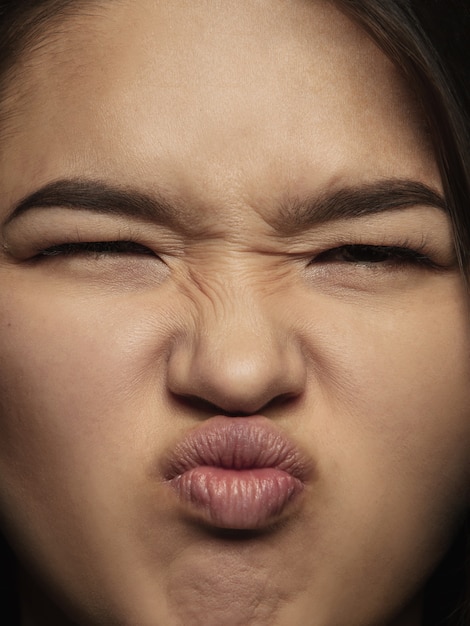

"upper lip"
[163,415,313,482]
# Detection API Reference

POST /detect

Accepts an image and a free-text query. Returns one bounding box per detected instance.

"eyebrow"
[276,179,447,235]
[4,177,447,234]
[5,178,187,229]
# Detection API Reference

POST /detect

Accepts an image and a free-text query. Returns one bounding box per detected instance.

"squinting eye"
[37,241,156,257]
[313,244,435,267]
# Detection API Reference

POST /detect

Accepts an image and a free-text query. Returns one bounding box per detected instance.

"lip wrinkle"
[162,415,313,481]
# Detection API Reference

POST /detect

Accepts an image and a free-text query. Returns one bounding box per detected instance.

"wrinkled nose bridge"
[199,300,277,371]
[167,286,306,414]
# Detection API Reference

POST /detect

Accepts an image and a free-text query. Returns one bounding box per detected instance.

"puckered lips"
[163,416,313,530]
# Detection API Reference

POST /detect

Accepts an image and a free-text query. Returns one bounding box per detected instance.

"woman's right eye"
[36,241,156,257]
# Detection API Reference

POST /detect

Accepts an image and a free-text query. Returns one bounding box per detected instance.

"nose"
[167,300,306,415]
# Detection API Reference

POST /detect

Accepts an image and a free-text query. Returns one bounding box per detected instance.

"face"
[0,1,469,625]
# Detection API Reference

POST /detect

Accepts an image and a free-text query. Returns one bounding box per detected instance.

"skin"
[0,0,469,624]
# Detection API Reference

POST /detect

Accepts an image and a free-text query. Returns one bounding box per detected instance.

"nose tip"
[167,326,306,415]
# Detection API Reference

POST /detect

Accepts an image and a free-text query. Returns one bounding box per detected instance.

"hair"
[0,0,469,624]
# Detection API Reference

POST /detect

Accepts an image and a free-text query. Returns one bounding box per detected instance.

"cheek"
[0,279,180,499]
[0,279,190,594]
[302,275,470,462]
[352,302,470,476]
[281,282,470,619]
[311,284,470,556]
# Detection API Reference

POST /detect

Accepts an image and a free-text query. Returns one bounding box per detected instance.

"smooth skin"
[0,0,469,624]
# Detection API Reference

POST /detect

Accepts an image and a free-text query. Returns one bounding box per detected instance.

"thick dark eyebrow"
[276,179,447,235]
[4,177,447,234]
[4,178,191,232]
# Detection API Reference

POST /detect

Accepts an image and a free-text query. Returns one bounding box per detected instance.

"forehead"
[0,0,438,217]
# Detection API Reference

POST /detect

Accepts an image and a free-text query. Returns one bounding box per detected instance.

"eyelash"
[311,243,436,268]
[37,240,156,257]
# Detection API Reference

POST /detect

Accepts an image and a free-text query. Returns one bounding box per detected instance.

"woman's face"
[0,1,469,625]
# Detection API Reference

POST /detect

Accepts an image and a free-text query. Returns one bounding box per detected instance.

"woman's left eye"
[37,241,156,257]
[312,244,435,268]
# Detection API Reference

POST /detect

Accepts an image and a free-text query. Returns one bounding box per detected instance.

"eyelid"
[2,214,137,258]
[2,212,183,261]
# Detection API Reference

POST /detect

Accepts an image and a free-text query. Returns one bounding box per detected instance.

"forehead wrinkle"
[0,1,119,146]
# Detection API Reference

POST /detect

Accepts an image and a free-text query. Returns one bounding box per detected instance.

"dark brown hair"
[0,1,469,624]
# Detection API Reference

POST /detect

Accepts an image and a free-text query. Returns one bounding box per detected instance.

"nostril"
[170,390,302,419]
[171,394,225,416]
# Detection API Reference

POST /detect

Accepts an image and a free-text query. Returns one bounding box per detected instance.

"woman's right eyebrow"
[4,178,186,230]
[4,176,447,235]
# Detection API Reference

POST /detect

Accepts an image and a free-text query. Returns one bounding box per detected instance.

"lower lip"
[170,466,304,529]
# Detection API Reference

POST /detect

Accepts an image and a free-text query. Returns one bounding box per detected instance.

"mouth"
[163,416,312,530]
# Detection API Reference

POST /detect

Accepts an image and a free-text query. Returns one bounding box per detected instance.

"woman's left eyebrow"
[275,179,447,235]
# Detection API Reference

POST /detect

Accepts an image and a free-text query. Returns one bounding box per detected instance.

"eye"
[312,244,436,268]
[36,240,156,258]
